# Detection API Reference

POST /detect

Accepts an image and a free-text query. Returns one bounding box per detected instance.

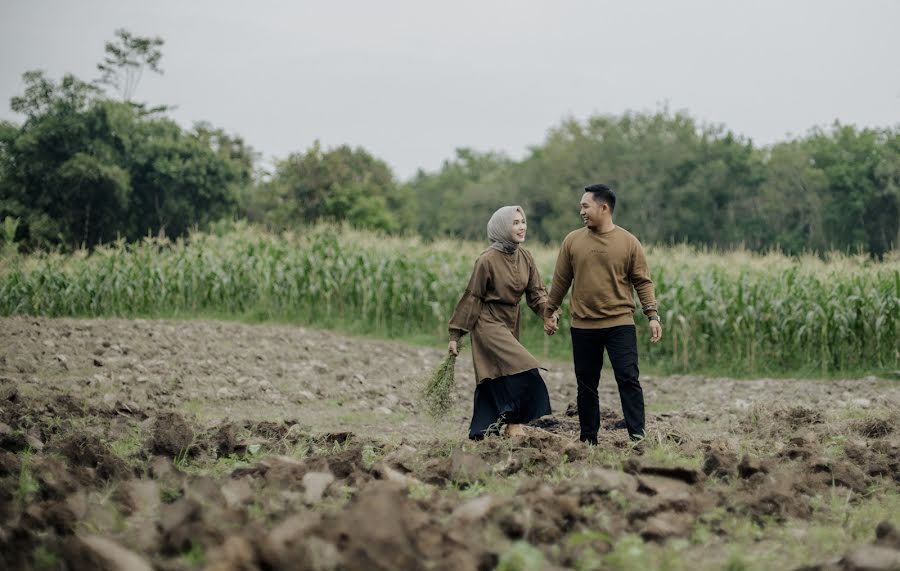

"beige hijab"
[487,205,524,254]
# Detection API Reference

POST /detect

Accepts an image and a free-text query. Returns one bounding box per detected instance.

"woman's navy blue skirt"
[468,368,552,440]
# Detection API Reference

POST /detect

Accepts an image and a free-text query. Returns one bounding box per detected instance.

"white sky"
[1,0,898,179]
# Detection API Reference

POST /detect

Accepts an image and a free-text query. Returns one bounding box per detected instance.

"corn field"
[1,223,897,376]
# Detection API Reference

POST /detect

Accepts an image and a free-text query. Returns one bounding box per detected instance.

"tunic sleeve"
[523,250,549,318]
[448,256,490,342]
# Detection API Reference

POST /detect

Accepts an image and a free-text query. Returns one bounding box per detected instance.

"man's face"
[580,192,607,229]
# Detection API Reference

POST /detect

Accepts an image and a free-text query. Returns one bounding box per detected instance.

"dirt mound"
[529,415,580,435]
[149,412,194,457]
[801,521,900,571]
[61,535,154,571]
[626,458,705,484]
[778,406,825,429]
[212,421,241,456]
[853,417,894,438]
[741,471,814,521]
[326,445,366,479]
[158,496,227,555]
[702,448,738,479]
[503,482,583,544]
[57,433,131,482]
[322,482,488,570]
[32,456,80,500]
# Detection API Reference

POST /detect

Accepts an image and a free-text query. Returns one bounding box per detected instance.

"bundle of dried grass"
[421,340,463,418]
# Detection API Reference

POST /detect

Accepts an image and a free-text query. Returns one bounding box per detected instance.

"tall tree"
[400,148,511,240]
[805,124,900,256]
[0,32,253,250]
[96,29,164,103]
[266,142,399,232]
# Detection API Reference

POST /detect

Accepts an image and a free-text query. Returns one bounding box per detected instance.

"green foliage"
[0,224,896,377]
[16,450,40,505]
[251,141,400,232]
[1,216,19,257]
[804,124,900,257]
[496,541,545,571]
[96,28,164,103]
[0,32,252,251]
[421,342,461,418]
[109,425,145,465]
[400,147,513,240]
[401,110,899,257]
[181,541,205,568]
[602,534,649,570]
[9,70,99,118]
[31,546,60,570]
[160,485,183,504]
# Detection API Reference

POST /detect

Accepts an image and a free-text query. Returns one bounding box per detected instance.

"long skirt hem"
[468,368,552,440]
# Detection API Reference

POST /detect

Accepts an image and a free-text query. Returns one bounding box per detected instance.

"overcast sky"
[2,0,898,179]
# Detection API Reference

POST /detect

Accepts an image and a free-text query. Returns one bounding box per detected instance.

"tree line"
[2,31,897,256]
[398,115,899,257]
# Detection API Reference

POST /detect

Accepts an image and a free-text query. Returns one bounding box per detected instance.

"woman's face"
[512,211,527,243]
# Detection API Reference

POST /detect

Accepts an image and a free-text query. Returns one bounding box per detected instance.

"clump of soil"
[853,417,893,438]
[150,412,194,457]
[803,521,900,571]
[57,433,130,482]
[702,448,738,479]
[779,406,824,429]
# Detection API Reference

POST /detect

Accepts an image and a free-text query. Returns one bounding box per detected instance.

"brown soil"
[1,316,899,570]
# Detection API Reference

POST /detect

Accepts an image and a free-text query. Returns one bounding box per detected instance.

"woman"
[448,205,555,439]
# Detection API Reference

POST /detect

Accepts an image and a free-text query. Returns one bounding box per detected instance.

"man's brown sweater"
[545,226,658,328]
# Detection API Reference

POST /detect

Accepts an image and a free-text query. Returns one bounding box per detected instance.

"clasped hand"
[543,311,560,336]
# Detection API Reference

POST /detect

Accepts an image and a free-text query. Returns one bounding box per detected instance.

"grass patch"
[677,489,900,570]
[361,444,379,469]
[646,400,679,414]
[32,545,60,570]
[639,440,704,471]
[16,450,40,505]
[181,541,205,568]
[160,484,183,504]
[109,425,144,464]
[177,453,256,479]
[496,541,545,571]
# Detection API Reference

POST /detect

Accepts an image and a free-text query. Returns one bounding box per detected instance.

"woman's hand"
[543,311,560,335]
[448,340,459,356]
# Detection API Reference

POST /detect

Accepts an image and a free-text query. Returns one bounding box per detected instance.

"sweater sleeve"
[629,240,658,319]
[545,236,573,319]
[523,250,549,318]
[448,256,490,341]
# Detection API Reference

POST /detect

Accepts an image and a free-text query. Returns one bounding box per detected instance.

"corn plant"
[1,222,896,376]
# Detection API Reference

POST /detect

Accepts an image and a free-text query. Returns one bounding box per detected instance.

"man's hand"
[543,311,560,336]
[649,319,662,343]
[448,340,459,356]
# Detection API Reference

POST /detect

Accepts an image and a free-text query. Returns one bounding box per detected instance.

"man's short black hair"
[584,183,616,212]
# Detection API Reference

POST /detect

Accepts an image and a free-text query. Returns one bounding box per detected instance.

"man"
[543,183,662,444]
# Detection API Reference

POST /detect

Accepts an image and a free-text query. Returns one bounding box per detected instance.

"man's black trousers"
[571,325,645,443]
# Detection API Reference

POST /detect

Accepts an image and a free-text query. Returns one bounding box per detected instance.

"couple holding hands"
[448,184,663,445]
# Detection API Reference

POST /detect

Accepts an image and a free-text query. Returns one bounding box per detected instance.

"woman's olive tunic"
[448,247,549,384]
